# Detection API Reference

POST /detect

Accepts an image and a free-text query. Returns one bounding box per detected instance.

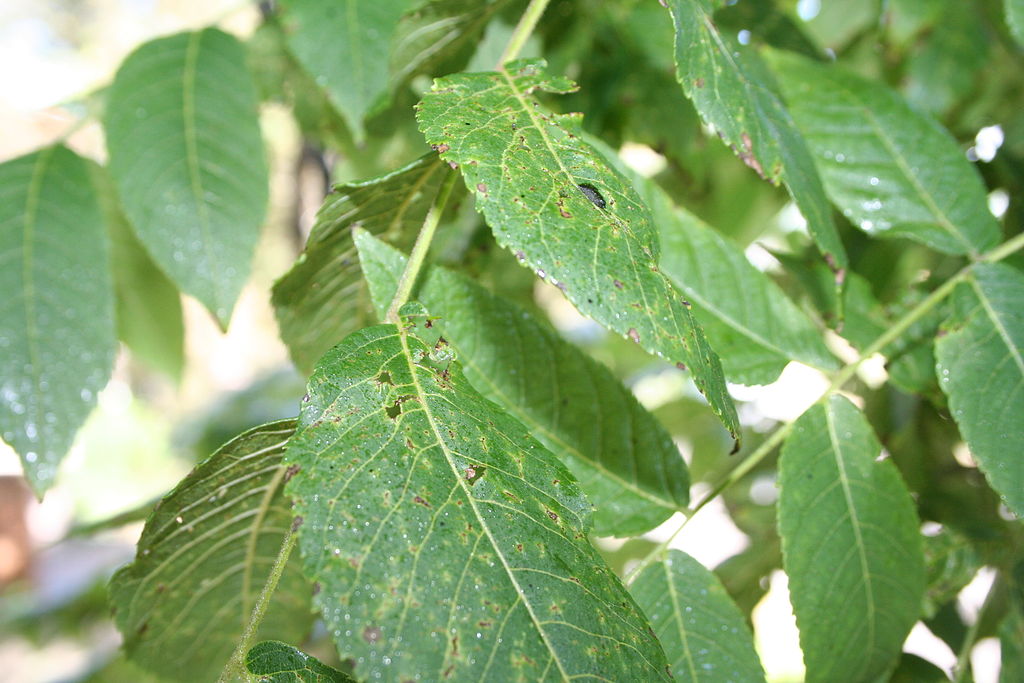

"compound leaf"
[630,550,766,682]
[246,641,354,682]
[356,231,690,537]
[286,322,671,682]
[935,263,1024,517]
[416,58,739,441]
[778,396,924,683]
[105,28,268,327]
[0,146,116,496]
[110,420,310,682]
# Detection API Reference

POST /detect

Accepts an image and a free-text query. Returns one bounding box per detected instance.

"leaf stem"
[496,0,551,68]
[953,572,999,683]
[217,520,299,683]
[385,169,458,324]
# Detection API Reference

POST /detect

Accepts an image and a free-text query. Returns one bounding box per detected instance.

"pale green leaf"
[0,146,116,496]
[416,59,739,441]
[280,0,414,141]
[666,0,845,269]
[639,179,838,385]
[630,550,766,683]
[778,395,924,683]
[769,51,1000,257]
[110,420,310,682]
[1007,0,1024,48]
[935,263,1024,517]
[246,641,354,682]
[286,322,671,681]
[105,28,268,327]
[355,231,690,537]
[272,154,447,374]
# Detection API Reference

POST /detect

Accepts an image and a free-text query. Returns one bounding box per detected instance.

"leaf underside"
[286,322,671,682]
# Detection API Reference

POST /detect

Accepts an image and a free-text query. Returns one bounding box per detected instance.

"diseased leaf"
[1006,0,1024,48]
[935,263,1024,517]
[286,322,671,682]
[769,51,1000,257]
[273,155,447,374]
[0,146,116,496]
[666,0,845,269]
[246,641,354,682]
[631,550,766,682]
[778,396,924,683]
[416,58,739,441]
[639,179,838,385]
[105,28,268,327]
[110,420,310,682]
[280,0,414,141]
[356,231,689,537]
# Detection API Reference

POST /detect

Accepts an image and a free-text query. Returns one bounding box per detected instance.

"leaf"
[272,155,448,374]
[665,0,845,269]
[416,59,739,441]
[1001,605,1024,683]
[355,231,690,537]
[935,263,1024,517]
[1007,0,1024,48]
[286,322,671,682]
[104,28,268,327]
[0,145,116,496]
[110,420,310,682]
[639,179,838,385]
[280,0,414,142]
[778,395,924,683]
[630,550,766,682]
[245,641,354,682]
[903,2,989,114]
[768,51,1000,257]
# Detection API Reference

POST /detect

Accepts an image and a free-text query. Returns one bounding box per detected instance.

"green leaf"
[110,420,309,682]
[104,28,268,327]
[630,550,766,682]
[1001,605,1024,683]
[935,263,1024,517]
[1006,0,1024,48]
[0,145,116,496]
[245,641,354,682]
[778,396,924,683]
[769,51,1000,257]
[416,59,739,441]
[356,231,690,537]
[286,322,671,681]
[280,0,414,142]
[272,154,448,374]
[639,179,838,385]
[665,0,845,269]
[903,2,988,115]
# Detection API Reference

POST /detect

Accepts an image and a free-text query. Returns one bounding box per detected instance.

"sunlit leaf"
[0,145,116,496]
[356,231,690,537]
[935,263,1024,517]
[286,322,671,681]
[110,420,310,682]
[246,641,354,682]
[416,58,739,441]
[630,550,766,682]
[665,0,845,269]
[769,51,1000,257]
[778,395,924,683]
[273,154,447,374]
[105,28,268,327]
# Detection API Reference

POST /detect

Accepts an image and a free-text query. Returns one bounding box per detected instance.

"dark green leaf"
[935,263,1024,517]
[272,155,447,374]
[1001,605,1024,683]
[769,51,1000,257]
[630,550,766,682]
[245,641,354,682]
[889,653,949,683]
[286,322,671,681]
[356,231,689,537]
[1006,0,1024,48]
[922,528,982,618]
[110,420,309,682]
[778,396,924,683]
[0,145,116,496]
[416,59,739,441]
[903,2,988,115]
[666,0,845,269]
[105,28,268,327]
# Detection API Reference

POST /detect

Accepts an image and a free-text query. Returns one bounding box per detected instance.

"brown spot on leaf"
[284,464,301,481]
[628,328,640,343]
[546,509,559,522]
[413,495,431,508]
[432,143,450,153]
[695,77,704,88]
[465,465,485,485]
[363,626,382,644]
[676,362,688,371]
[291,516,303,531]
[613,279,624,289]
[476,182,487,193]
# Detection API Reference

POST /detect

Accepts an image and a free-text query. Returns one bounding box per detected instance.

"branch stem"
[497,0,551,68]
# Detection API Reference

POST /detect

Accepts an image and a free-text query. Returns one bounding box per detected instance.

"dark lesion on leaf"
[577,183,606,209]
[465,465,486,485]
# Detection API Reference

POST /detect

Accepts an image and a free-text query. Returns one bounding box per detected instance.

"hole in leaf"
[465,465,486,485]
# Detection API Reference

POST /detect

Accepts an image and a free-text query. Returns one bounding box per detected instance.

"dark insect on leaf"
[577,183,606,209]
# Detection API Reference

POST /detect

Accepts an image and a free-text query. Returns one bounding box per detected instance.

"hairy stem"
[497,0,551,68]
